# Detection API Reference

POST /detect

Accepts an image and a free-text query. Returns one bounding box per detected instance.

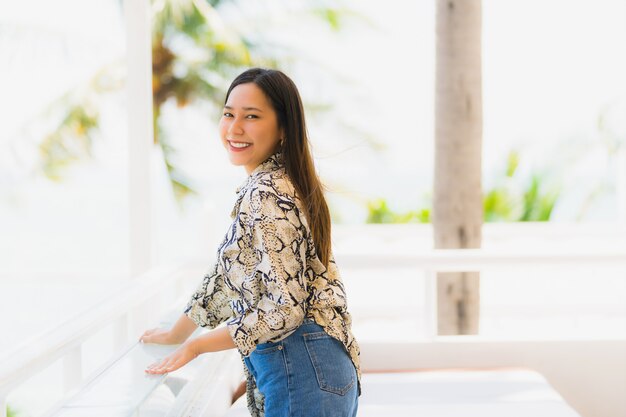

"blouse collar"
[235,150,284,194]
[230,151,284,219]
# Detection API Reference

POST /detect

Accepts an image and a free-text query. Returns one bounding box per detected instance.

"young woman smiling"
[140,68,361,417]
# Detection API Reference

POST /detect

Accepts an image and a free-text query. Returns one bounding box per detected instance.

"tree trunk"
[433,0,483,335]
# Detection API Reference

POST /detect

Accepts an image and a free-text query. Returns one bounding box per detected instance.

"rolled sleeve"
[227,186,308,357]
[184,260,233,328]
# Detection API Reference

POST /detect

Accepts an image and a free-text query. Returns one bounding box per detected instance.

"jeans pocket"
[254,340,283,355]
[303,332,355,396]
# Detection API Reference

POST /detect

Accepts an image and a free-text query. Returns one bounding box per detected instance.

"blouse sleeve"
[184,260,233,328]
[226,186,309,357]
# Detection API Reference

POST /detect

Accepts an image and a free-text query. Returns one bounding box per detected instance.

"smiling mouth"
[228,141,252,149]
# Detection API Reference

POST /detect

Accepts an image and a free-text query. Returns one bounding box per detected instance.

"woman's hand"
[140,315,197,345]
[144,340,198,375]
[139,328,180,345]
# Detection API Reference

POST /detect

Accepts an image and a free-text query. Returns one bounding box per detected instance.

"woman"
[140,68,361,417]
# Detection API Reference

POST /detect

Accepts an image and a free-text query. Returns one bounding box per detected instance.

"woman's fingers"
[145,352,180,374]
[140,328,167,344]
[139,328,155,342]
[144,343,195,374]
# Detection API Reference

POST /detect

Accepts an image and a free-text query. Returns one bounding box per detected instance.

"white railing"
[2,247,626,417]
[336,246,626,338]
[0,262,193,417]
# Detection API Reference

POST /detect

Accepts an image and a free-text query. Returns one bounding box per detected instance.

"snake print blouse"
[184,150,361,417]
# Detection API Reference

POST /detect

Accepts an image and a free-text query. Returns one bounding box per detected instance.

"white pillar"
[618,147,626,226]
[124,0,154,277]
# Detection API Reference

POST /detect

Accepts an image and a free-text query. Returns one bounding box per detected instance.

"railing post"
[63,346,82,394]
[423,268,438,339]
[114,315,129,352]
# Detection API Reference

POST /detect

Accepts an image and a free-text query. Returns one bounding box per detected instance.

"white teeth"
[230,142,251,148]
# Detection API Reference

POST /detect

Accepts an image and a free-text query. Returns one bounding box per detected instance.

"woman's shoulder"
[241,170,311,230]
[247,168,298,204]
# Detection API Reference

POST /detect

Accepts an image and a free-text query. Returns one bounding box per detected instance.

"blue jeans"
[243,318,359,417]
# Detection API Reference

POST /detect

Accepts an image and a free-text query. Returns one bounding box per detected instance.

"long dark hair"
[224,68,332,268]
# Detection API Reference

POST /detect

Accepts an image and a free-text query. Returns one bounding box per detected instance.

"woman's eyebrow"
[224,105,264,112]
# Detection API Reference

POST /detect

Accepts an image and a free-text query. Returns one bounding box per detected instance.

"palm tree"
[433,0,483,335]
[33,0,349,201]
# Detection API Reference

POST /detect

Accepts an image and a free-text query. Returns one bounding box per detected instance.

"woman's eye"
[246,114,258,119]
[223,112,233,117]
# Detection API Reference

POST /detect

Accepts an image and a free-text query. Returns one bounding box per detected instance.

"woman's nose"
[228,118,244,135]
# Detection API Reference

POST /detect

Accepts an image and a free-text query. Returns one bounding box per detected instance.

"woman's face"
[219,82,283,174]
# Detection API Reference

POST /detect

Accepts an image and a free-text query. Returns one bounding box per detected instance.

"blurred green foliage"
[483,150,561,222]
[366,199,430,223]
[366,150,562,223]
[7,405,18,417]
[39,104,99,181]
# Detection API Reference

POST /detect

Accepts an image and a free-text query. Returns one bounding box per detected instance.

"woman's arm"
[140,313,197,345]
[144,326,235,374]
[142,255,233,345]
